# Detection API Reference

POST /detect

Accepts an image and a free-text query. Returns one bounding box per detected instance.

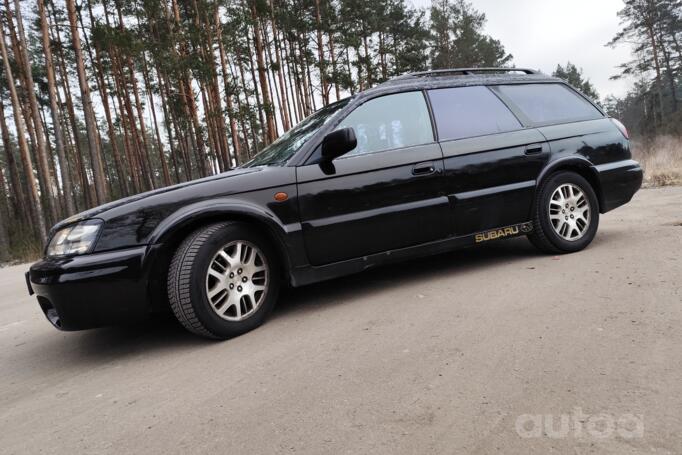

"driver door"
[296,91,451,266]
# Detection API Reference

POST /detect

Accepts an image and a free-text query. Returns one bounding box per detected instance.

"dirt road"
[1,186,681,454]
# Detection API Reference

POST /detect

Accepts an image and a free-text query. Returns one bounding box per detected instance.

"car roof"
[359,68,563,99]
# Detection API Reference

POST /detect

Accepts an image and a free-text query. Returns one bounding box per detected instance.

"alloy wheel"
[548,183,591,241]
[205,240,269,321]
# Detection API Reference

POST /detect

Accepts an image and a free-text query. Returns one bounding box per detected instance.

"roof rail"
[393,67,538,80]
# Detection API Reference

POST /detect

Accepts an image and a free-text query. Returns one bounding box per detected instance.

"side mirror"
[321,127,357,161]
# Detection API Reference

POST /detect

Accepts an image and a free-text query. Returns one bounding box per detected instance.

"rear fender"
[535,156,603,210]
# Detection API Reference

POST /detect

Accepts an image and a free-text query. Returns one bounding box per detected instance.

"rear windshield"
[495,83,602,125]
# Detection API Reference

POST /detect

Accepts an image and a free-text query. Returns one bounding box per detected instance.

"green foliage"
[552,62,600,100]
[429,0,512,69]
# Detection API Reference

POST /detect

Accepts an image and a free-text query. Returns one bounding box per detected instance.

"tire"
[167,222,280,339]
[527,171,599,254]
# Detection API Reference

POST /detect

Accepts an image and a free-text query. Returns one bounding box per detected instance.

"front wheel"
[167,222,280,339]
[528,171,599,254]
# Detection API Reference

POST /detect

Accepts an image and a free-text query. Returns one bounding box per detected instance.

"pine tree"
[430,0,511,69]
[553,62,600,100]
[607,0,681,135]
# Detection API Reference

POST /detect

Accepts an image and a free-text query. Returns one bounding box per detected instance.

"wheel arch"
[535,157,604,213]
[144,203,294,312]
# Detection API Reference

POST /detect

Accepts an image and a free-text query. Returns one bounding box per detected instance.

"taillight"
[611,118,629,140]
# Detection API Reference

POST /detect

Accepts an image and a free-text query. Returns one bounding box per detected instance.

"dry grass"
[631,135,682,187]
[0,229,43,268]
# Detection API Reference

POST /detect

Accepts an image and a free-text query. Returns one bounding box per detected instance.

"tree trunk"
[127,55,157,188]
[250,0,277,143]
[653,21,678,113]
[215,9,242,165]
[0,28,47,242]
[283,36,302,122]
[294,37,306,118]
[243,37,266,149]
[199,82,220,173]
[0,196,9,262]
[379,31,387,80]
[85,0,129,197]
[76,5,114,196]
[140,52,171,185]
[38,0,76,216]
[49,2,93,208]
[362,30,373,87]
[314,0,329,105]
[229,56,254,159]
[328,29,340,101]
[346,47,355,95]
[10,0,59,224]
[301,34,317,111]
[269,3,292,131]
[0,158,9,261]
[155,66,181,182]
[66,0,109,204]
[644,18,664,126]
[0,96,28,223]
[261,21,280,139]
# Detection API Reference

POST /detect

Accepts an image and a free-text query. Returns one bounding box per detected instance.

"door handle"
[524,144,544,155]
[412,161,436,176]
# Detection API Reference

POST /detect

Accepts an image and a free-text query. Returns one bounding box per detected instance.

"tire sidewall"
[188,225,280,338]
[538,172,599,252]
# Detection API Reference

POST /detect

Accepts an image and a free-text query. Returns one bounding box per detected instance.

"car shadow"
[19,230,623,368]
[273,236,541,319]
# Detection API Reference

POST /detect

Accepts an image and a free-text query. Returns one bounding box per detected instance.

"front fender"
[149,198,288,245]
[145,195,305,283]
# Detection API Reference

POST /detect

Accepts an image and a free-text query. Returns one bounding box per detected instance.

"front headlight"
[47,219,103,257]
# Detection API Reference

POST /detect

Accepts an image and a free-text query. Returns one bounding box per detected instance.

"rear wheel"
[167,222,280,339]
[528,171,599,254]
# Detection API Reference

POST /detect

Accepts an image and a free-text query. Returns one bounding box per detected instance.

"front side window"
[495,83,602,125]
[335,91,433,156]
[428,86,522,141]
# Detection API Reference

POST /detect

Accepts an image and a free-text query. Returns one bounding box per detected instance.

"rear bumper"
[28,246,152,331]
[594,160,643,213]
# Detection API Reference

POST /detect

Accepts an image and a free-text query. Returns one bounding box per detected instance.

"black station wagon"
[27,68,643,339]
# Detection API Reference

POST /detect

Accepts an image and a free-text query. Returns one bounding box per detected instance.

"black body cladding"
[29,70,643,331]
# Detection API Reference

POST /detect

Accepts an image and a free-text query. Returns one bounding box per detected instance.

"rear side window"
[336,91,433,156]
[495,84,602,125]
[427,86,522,141]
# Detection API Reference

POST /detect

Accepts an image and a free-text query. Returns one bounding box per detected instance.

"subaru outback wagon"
[28,68,643,339]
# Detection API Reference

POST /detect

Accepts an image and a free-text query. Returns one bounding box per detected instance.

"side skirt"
[290,221,533,287]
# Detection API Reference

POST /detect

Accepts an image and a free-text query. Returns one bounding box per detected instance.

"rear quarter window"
[495,83,602,125]
[427,86,522,141]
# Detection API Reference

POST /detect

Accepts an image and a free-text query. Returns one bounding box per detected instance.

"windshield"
[242,98,351,167]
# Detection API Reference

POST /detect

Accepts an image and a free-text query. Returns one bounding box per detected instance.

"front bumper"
[28,246,152,330]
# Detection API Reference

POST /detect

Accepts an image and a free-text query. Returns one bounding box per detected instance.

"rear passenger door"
[428,85,549,236]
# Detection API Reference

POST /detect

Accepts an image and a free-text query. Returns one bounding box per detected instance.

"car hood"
[53,166,270,232]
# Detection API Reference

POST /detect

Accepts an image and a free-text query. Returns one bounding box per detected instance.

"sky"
[409,0,634,99]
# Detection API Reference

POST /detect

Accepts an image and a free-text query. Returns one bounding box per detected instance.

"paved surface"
[1,187,681,454]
